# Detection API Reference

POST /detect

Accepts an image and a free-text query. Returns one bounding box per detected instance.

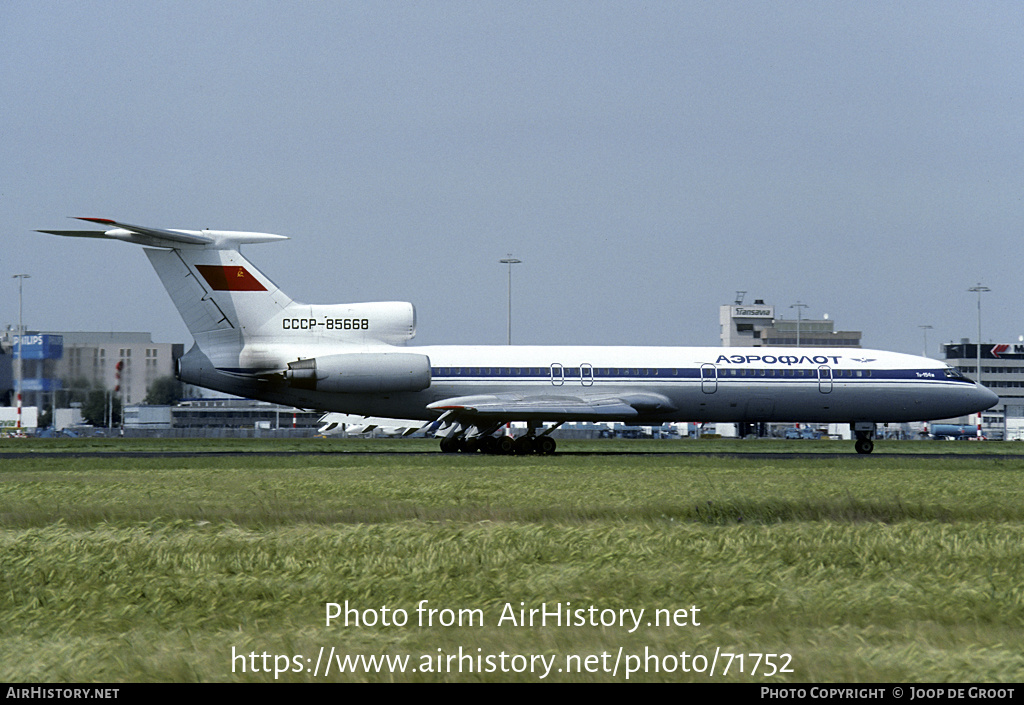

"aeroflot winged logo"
[195,265,266,291]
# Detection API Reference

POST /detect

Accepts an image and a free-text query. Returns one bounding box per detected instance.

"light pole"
[968,284,990,385]
[500,255,521,345]
[918,325,933,358]
[12,274,30,431]
[790,301,808,347]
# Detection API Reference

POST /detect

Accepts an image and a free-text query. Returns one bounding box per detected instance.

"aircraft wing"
[427,391,676,420]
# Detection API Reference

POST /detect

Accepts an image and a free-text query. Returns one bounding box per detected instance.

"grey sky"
[4,1,1023,355]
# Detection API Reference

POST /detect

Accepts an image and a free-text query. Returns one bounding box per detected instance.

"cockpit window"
[944,367,970,382]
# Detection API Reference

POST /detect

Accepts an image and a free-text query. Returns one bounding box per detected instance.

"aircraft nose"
[976,384,999,410]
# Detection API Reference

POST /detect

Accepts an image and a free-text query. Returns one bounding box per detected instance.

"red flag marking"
[195,265,266,291]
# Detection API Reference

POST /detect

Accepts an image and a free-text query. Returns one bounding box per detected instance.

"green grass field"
[1,438,1022,682]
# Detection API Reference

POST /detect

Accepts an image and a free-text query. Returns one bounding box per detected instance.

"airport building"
[0,343,10,409]
[943,341,1023,429]
[48,331,184,406]
[124,398,322,437]
[720,298,861,348]
[0,331,64,411]
[1,330,184,415]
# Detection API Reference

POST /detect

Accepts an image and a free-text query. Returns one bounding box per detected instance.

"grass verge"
[1,446,1021,682]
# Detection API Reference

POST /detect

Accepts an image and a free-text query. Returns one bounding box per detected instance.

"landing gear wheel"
[536,436,557,455]
[439,438,459,453]
[854,438,874,455]
[495,435,515,455]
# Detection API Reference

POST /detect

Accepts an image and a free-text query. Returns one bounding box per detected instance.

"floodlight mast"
[790,301,808,347]
[500,256,522,345]
[968,284,990,387]
[12,274,30,431]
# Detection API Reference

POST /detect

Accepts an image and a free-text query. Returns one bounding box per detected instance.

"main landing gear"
[438,422,561,455]
[852,422,876,455]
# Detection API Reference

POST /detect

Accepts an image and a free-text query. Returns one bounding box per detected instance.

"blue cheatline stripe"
[215,365,974,386]
[427,367,974,384]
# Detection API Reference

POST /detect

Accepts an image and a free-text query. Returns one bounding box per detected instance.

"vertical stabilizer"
[144,247,294,369]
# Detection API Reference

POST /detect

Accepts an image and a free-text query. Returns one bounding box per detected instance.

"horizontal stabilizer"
[38,217,288,250]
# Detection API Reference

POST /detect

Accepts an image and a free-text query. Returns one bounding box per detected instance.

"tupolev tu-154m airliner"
[41,218,998,455]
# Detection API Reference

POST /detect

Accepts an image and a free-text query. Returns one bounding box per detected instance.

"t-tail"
[39,218,427,399]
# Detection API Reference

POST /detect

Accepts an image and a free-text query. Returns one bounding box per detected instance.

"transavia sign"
[731,306,774,318]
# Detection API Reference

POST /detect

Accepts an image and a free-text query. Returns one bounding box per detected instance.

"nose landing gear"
[852,422,876,454]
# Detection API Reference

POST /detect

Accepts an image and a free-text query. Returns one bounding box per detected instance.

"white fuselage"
[180,342,997,424]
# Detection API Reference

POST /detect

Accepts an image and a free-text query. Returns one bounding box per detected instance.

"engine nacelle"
[286,352,431,394]
[297,301,418,346]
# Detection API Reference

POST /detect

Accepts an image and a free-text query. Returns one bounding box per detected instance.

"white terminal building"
[0,330,184,432]
[720,298,861,348]
[50,331,184,406]
[2,329,182,408]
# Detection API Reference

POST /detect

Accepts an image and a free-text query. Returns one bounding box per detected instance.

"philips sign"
[13,334,63,360]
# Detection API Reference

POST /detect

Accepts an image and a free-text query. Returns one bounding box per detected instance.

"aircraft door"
[818,365,833,394]
[701,363,717,394]
[550,363,564,386]
[581,363,594,386]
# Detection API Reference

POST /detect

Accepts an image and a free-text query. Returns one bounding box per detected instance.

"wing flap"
[428,392,676,420]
